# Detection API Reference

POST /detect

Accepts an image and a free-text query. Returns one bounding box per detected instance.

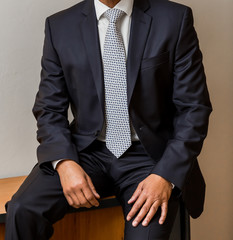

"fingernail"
[142,221,148,226]
[132,221,138,227]
[127,216,131,221]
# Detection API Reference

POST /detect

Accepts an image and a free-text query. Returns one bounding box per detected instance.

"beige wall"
[0,0,233,239]
[0,0,78,178]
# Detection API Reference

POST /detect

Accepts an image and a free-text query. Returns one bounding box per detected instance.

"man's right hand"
[56,160,100,208]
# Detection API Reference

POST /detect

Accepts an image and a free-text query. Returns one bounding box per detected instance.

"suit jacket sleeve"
[32,18,79,174]
[150,7,212,190]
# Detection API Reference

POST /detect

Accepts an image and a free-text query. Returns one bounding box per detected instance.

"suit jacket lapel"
[81,0,105,114]
[80,0,152,111]
[127,0,152,105]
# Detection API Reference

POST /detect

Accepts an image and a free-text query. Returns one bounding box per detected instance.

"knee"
[6,197,34,221]
[5,197,54,240]
[6,199,23,217]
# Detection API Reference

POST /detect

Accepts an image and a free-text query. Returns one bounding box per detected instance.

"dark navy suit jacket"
[33,0,212,218]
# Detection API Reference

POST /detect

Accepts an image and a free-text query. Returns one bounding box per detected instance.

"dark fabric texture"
[5,141,179,240]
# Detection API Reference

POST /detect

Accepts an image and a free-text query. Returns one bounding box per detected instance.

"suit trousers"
[5,140,179,240]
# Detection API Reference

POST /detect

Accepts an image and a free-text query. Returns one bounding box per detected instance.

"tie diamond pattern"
[103,8,131,158]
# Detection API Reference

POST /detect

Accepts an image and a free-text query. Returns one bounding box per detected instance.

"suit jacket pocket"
[141,51,169,70]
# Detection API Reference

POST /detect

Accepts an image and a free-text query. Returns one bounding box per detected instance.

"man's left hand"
[127,174,172,227]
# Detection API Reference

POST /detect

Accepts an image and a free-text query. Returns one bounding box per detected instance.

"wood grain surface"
[52,206,124,240]
[0,176,26,214]
[0,224,5,240]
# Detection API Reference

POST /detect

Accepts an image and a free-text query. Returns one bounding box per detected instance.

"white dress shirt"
[94,0,133,56]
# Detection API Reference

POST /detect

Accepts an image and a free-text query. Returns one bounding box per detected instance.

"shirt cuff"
[52,159,65,170]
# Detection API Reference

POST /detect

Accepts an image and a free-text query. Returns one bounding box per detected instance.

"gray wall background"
[1,0,233,239]
[0,0,78,178]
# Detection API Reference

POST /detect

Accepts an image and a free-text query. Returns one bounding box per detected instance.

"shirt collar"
[94,0,134,20]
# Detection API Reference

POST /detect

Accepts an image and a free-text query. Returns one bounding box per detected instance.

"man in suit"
[5,0,212,239]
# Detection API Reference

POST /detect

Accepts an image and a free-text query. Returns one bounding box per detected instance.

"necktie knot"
[104,8,125,24]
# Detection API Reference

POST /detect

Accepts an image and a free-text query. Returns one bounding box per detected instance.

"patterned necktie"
[103,8,132,158]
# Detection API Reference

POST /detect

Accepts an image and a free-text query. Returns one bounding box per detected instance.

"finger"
[86,175,100,199]
[128,183,143,204]
[131,199,154,227]
[63,186,80,207]
[66,193,81,208]
[159,202,168,225]
[82,186,99,207]
[142,201,160,226]
[65,194,74,207]
[76,189,92,208]
[127,193,146,222]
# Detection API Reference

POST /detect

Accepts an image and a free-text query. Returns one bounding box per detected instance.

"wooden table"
[0,176,27,239]
[0,176,27,218]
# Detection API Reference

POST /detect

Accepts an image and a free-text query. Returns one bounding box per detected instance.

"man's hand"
[126,174,172,227]
[56,160,100,209]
